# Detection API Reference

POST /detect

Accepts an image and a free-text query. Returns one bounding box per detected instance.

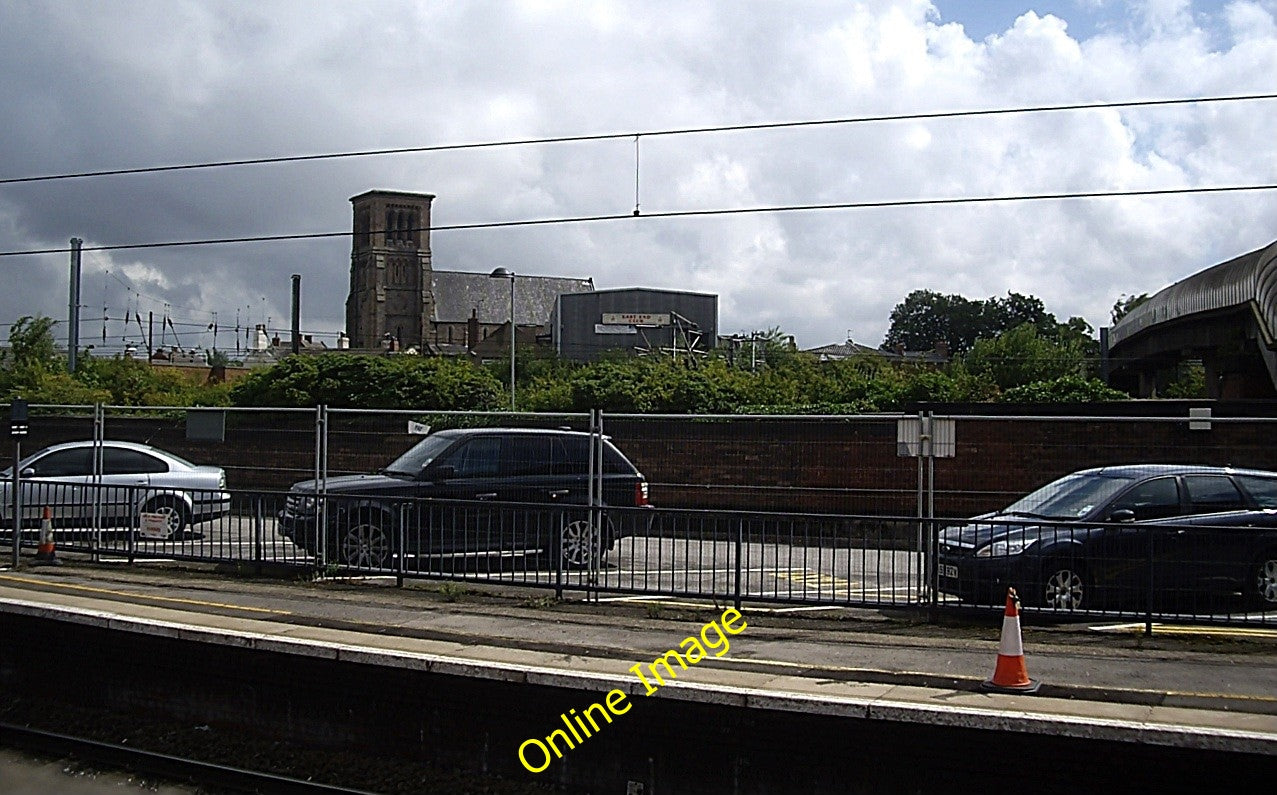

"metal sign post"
[897,413,955,605]
[10,399,29,567]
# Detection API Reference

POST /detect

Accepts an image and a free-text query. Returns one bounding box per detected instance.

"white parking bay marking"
[773,570,854,589]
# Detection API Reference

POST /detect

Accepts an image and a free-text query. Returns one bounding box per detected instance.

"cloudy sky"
[1,0,1274,355]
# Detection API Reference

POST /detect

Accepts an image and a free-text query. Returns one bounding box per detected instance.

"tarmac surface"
[1,559,1275,756]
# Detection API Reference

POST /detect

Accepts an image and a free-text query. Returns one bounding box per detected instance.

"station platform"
[2,561,1274,760]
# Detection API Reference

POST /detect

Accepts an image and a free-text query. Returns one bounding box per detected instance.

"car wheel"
[340,511,392,569]
[1039,562,1087,610]
[560,518,613,569]
[1251,552,1277,608]
[142,497,189,539]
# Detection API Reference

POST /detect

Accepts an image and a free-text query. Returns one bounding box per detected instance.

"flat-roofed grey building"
[553,287,718,362]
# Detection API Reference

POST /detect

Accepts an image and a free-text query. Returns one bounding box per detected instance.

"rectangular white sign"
[594,324,638,335]
[896,417,956,458]
[602,313,670,326]
[138,512,170,539]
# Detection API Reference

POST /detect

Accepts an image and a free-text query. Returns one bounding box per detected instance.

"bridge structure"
[1109,239,1277,398]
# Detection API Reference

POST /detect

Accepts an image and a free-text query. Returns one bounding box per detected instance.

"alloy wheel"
[561,520,599,568]
[1043,567,1085,610]
[342,521,390,569]
[1257,558,1277,606]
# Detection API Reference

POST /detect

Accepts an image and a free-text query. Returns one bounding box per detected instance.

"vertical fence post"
[916,418,924,603]
[923,412,941,621]
[734,517,743,611]
[591,409,605,599]
[10,435,20,568]
[1145,525,1155,636]
[254,495,264,576]
[127,485,137,565]
[397,503,406,588]
[315,404,327,574]
[554,519,564,601]
[92,403,104,563]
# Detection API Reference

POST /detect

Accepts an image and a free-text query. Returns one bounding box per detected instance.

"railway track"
[0,721,380,794]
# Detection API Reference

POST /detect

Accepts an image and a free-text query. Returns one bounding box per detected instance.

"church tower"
[345,190,436,350]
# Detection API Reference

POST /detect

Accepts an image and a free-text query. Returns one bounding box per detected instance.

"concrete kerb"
[1,594,1275,756]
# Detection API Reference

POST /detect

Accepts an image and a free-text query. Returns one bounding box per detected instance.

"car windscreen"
[1001,472,1139,519]
[383,434,456,476]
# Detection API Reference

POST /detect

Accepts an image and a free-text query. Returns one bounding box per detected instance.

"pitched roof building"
[803,338,950,364]
[429,269,593,355]
[344,190,593,354]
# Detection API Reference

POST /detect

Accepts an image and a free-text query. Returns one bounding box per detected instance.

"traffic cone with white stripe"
[982,587,1038,693]
[33,506,61,566]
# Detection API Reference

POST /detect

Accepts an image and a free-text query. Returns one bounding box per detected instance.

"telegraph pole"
[291,274,301,355]
[67,238,82,372]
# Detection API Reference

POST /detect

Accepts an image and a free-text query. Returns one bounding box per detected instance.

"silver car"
[0,440,230,538]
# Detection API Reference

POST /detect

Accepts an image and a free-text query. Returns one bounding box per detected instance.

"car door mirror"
[20,467,35,478]
[1108,509,1135,523]
[429,464,456,480]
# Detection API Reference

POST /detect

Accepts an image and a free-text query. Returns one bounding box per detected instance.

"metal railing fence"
[3,404,1277,625]
[6,483,1274,625]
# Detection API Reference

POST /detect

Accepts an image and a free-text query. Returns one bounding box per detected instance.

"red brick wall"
[7,410,1276,520]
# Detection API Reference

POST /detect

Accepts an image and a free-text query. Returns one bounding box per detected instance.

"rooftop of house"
[804,338,951,363]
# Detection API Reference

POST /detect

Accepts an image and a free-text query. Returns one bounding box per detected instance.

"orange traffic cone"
[982,587,1038,693]
[33,506,61,566]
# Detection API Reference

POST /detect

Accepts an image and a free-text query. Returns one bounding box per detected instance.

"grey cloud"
[0,0,1274,356]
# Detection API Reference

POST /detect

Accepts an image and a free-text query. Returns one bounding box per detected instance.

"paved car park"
[24,511,1277,625]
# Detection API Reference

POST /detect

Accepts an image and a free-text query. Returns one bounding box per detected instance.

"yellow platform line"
[1090,621,1277,640]
[0,573,291,615]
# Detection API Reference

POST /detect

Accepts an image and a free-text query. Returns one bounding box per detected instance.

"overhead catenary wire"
[2,90,1273,350]
[1,182,1273,258]
[104,269,218,320]
[0,90,1272,260]
[1,92,1274,186]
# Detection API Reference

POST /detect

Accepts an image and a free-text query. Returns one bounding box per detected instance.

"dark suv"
[278,428,651,569]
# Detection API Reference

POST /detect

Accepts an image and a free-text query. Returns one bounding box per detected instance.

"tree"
[1162,361,1208,398]
[1111,293,1150,325]
[964,324,1086,390]
[981,292,1056,338]
[0,315,87,402]
[881,290,985,354]
[1000,375,1129,403]
[75,355,230,406]
[881,290,1083,356]
[4,315,59,373]
[229,355,503,410]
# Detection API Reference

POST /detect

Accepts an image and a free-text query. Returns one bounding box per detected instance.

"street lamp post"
[489,268,516,410]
